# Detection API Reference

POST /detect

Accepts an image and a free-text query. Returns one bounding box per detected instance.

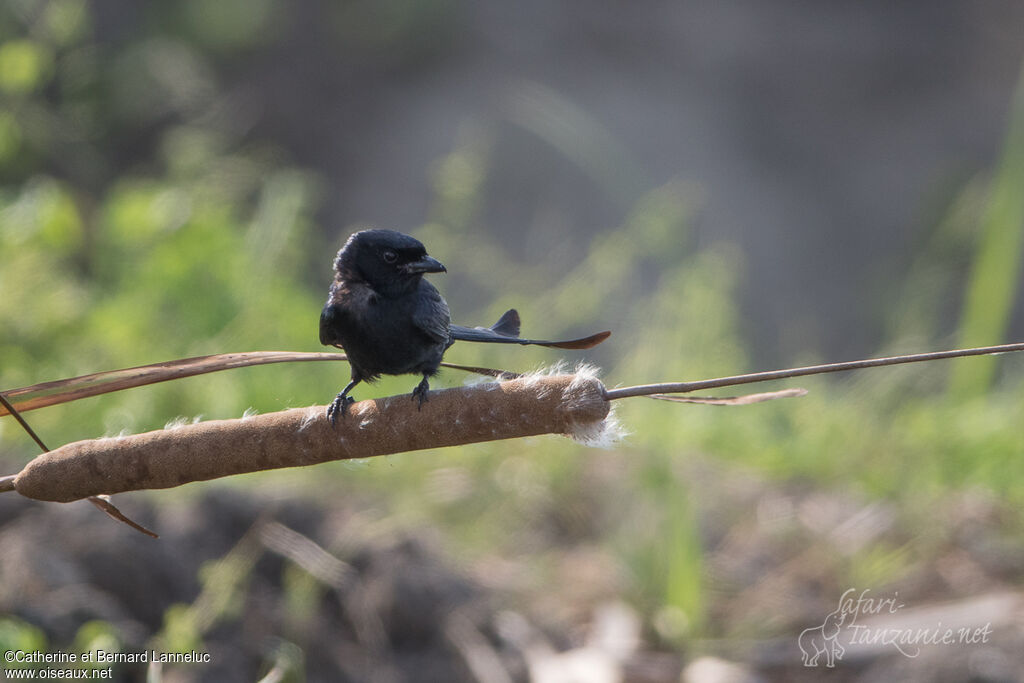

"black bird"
[319,229,609,422]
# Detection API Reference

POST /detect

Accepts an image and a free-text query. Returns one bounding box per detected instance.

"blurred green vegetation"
[2,0,1024,662]
[950,67,1024,398]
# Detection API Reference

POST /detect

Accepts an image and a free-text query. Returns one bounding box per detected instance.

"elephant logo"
[799,606,847,667]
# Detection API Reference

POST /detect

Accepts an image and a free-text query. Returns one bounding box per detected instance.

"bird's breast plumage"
[320,277,450,380]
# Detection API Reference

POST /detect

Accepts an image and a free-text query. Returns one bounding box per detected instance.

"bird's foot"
[411,377,431,410]
[327,393,355,425]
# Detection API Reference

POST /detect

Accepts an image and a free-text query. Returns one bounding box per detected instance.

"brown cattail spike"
[13,374,610,503]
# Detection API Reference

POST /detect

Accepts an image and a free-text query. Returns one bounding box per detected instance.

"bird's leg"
[411,375,431,409]
[327,378,360,424]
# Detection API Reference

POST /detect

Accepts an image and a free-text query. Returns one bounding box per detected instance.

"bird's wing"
[320,281,377,347]
[319,304,341,346]
[412,283,452,343]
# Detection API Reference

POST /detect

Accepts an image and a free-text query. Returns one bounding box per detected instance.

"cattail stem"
[604,341,1024,399]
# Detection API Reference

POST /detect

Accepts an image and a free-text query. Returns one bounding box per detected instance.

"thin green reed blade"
[950,64,1024,399]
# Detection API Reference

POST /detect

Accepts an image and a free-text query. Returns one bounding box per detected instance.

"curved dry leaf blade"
[0,392,49,450]
[0,352,347,415]
[0,352,520,416]
[649,388,808,405]
[88,495,159,538]
[438,362,523,379]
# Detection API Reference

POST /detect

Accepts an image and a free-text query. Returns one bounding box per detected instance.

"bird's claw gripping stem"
[327,393,355,425]
[411,377,431,410]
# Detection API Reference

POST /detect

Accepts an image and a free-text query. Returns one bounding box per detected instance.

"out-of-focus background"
[3,1,1024,681]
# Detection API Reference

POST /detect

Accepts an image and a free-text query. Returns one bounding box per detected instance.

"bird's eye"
[382,250,398,264]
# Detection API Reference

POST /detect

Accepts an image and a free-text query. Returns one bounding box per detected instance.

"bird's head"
[334,229,446,295]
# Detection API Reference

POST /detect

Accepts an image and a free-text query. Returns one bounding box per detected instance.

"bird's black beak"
[403,255,447,274]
